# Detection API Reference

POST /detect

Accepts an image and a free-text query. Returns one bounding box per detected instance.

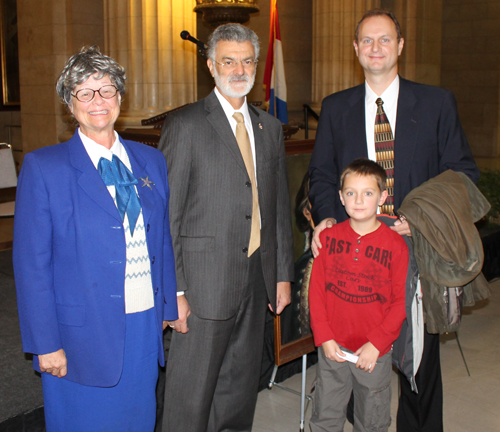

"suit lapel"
[121,139,156,226]
[69,133,122,222]
[248,105,271,180]
[345,85,369,159]
[205,91,248,175]
[394,78,419,207]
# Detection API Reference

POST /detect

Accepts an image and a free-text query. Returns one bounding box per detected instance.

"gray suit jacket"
[159,90,294,320]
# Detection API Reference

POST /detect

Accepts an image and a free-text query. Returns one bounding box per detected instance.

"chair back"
[0,144,17,189]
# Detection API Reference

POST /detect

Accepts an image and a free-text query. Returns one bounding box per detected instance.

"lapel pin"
[258,123,263,129]
[139,175,155,190]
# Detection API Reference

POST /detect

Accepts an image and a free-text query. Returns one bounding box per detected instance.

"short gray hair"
[56,46,126,107]
[207,23,260,61]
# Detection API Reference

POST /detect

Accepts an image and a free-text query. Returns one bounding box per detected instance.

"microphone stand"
[180,30,208,59]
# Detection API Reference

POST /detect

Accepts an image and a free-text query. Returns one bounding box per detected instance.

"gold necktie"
[233,112,260,256]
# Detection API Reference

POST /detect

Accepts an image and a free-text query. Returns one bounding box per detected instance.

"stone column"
[312,0,379,106]
[17,0,106,154]
[104,0,198,127]
[394,0,443,86]
[442,0,498,158]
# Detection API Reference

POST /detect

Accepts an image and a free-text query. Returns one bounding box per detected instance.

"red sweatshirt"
[309,220,409,356]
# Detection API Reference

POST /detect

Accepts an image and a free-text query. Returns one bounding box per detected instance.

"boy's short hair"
[340,158,387,192]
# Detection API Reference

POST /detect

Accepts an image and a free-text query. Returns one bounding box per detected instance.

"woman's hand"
[39,348,68,378]
[167,295,191,334]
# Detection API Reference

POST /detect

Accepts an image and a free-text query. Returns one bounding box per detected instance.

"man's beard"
[213,67,256,98]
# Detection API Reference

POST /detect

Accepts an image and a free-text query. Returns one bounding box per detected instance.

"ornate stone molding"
[194,0,259,27]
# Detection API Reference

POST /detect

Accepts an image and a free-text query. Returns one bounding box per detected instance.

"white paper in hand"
[340,351,359,364]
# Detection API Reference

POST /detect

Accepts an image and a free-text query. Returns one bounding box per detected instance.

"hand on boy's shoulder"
[322,339,347,363]
[312,217,337,258]
[390,219,412,236]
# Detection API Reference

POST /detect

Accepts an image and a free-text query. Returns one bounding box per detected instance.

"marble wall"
[441,0,500,158]
[381,0,443,86]
[17,0,105,153]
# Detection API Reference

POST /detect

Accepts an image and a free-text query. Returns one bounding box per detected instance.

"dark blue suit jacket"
[309,77,479,224]
[13,131,178,387]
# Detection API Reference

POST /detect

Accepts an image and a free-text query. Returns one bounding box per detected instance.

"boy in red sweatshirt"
[309,158,408,431]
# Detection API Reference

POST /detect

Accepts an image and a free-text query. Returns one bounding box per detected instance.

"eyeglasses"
[72,85,118,102]
[213,59,258,70]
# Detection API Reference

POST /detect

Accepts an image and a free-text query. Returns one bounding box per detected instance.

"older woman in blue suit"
[13,46,178,431]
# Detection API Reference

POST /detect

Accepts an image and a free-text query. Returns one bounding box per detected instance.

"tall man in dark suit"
[159,23,294,432]
[308,9,479,432]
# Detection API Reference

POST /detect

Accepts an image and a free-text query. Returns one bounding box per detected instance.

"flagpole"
[273,21,277,119]
[264,0,287,123]
[272,1,277,119]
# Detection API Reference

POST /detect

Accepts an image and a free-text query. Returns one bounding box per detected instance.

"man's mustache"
[228,74,250,82]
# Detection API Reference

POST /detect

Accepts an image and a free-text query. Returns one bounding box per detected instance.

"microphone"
[180,30,208,58]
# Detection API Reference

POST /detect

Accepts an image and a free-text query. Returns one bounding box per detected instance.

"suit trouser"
[162,250,268,432]
[397,326,443,432]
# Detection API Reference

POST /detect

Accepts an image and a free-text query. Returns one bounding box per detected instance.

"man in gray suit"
[159,23,294,432]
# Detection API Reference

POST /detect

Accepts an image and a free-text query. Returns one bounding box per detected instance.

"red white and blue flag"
[263,0,288,124]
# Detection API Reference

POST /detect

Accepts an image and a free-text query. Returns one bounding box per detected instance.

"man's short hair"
[207,23,260,61]
[355,9,403,42]
[340,158,387,192]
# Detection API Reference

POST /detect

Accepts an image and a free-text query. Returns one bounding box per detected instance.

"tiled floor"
[253,279,500,432]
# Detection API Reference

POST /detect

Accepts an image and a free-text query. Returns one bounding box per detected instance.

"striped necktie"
[375,98,395,215]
